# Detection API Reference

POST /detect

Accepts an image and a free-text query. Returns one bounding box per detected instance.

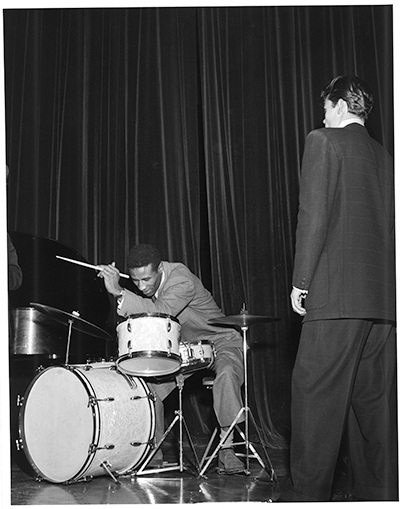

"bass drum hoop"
[18,366,98,483]
[116,351,181,376]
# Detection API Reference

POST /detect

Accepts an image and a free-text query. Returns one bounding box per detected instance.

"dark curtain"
[4,6,393,447]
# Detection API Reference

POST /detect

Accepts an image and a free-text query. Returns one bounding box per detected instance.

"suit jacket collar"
[343,122,369,136]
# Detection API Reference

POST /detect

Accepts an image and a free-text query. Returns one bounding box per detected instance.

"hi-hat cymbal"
[30,302,113,341]
[209,312,279,327]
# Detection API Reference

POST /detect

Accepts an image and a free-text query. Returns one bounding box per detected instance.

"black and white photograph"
[1,2,397,507]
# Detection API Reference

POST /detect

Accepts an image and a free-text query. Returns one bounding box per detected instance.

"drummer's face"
[129,263,163,298]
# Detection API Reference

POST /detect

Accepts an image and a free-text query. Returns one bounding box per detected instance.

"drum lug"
[127,321,132,333]
[15,438,23,451]
[167,340,172,356]
[16,394,24,407]
[166,319,172,333]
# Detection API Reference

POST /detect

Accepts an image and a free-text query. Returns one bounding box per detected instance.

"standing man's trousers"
[282,319,398,501]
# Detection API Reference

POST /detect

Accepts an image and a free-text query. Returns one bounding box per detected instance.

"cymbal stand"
[198,323,276,481]
[65,311,81,365]
[133,374,200,477]
[65,318,74,365]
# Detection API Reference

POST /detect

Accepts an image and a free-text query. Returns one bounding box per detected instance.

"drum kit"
[14,296,278,485]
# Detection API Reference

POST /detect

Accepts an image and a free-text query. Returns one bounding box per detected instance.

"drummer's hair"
[127,244,162,271]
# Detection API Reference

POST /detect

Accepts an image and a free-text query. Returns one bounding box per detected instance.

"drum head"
[19,366,95,483]
[117,352,181,377]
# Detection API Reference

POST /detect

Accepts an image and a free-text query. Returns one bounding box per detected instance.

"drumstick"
[56,255,130,278]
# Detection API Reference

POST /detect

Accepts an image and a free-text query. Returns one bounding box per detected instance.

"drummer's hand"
[97,262,123,297]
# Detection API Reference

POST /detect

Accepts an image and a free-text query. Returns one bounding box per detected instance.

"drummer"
[98,243,245,473]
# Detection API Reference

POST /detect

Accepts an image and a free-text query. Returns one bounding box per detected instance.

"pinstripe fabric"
[293,123,395,322]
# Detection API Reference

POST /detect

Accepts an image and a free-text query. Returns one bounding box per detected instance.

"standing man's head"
[127,244,163,297]
[321,75,374,127]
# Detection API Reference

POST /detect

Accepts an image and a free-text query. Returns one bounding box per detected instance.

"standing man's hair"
[321,75,374,120]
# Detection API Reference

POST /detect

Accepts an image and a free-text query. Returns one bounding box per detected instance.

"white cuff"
[117,288,126,308]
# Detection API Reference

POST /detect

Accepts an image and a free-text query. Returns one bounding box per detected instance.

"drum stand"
[133,374,200,477]
[198,319,277,481]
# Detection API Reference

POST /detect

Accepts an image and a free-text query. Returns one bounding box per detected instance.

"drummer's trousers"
[147,342,244,451]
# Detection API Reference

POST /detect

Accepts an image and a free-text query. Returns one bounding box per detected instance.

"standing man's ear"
[337,98,348,115]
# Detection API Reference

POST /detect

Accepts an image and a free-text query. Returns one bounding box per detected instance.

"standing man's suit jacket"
[118,261,242,347]
[293,122,395,322]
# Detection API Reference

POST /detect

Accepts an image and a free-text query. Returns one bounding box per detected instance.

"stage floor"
[10,446,286,505]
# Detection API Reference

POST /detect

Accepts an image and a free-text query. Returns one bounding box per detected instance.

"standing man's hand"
[290,287,307,316]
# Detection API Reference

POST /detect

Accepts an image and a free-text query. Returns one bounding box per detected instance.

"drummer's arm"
[118,278,195,318]
[117,290,154,316]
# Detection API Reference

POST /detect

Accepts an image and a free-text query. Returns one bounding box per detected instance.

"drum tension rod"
[89,443,115,453]
[87,396,114,407]
[130,440,153,447]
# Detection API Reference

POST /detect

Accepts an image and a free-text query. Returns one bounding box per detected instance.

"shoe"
[217,448,246,474]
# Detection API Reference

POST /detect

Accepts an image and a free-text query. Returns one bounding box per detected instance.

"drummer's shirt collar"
[117,267,165,308]
[154,269,165,300]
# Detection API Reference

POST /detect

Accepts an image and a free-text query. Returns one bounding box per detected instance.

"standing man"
[281,76,397,501]
[99,244,246,473]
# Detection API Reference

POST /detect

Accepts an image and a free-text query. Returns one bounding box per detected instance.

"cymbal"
[209,312,279,327]
[30,302,113,341]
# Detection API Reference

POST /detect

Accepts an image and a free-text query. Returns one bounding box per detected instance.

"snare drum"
[17,363,155,483]
[116,313,181,377]
[179,340,215,374]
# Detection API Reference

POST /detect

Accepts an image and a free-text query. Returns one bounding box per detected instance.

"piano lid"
[8,231,111,331]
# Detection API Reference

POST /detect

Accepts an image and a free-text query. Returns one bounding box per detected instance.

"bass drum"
[18,363,155,483]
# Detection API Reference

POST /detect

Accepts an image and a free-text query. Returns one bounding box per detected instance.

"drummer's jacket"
[117,261,242,348]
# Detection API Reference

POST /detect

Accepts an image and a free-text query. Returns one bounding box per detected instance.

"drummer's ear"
[158,262,164,273]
